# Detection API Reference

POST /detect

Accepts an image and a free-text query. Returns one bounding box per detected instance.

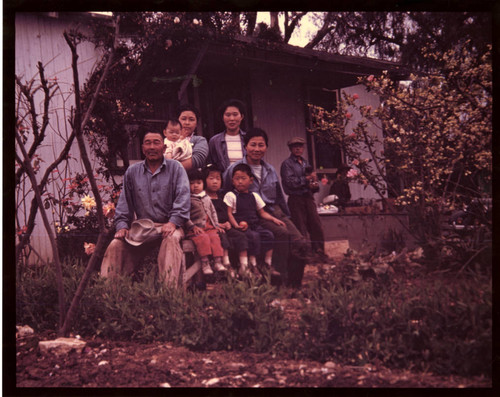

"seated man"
[100,132,190,287]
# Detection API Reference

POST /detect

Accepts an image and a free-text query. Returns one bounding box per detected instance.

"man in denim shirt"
[223,128,310,287]
[101,132,190,287]
[281,137,326,257]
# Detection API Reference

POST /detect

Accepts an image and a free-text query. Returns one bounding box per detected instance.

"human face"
[223,106,244,135]
[190,179,204,195]
[179,110,198,138]
[232,170,253,193]
[290,143,305,157]
[164,123,181,142]
[245,136,267,165]
[142,133,166,164]
[205,171,222,193]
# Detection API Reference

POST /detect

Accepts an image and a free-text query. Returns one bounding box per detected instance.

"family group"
[100,99,330,289]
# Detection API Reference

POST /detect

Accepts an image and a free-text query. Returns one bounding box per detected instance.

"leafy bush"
[285,265,491,377]
[16,253,491,377]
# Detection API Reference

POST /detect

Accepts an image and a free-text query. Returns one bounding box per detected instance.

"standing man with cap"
[280,137,327,259]
[100,131,191,287]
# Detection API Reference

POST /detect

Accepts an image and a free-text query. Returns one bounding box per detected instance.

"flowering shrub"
[309,45,491,268]
[48,172,120,259]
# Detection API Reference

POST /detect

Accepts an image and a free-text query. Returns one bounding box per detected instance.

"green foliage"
[309,45,492,269]
[17,252,491,378]
[283,265,491,377]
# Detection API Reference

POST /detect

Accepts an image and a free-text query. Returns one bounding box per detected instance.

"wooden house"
[15,12,412,264]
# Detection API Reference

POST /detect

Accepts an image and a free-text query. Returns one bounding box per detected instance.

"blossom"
[367,75,374,82]
[81,195,96,211]
[84,242,95,256]
[193,18,199,25]
[321,177,329,185]
[347,169,359,178]
[346,112,352,119]
[352,159,360,166]
[103,202,115,219]
[174,17,180,23]
[352,94,359,100]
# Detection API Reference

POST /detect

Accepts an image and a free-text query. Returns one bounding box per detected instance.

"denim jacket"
[207,130,246,171]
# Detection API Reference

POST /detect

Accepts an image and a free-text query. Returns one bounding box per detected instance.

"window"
[306,87,344,173]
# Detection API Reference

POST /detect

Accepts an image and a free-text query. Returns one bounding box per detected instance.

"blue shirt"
[114,158,191,231]
[187,134,209,169]
[207,130,246,171]
[223,157,290,216]
[280,154,310,196]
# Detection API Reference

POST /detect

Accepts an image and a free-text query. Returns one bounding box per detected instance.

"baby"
[163,118,192,162]
[224,163,284,277]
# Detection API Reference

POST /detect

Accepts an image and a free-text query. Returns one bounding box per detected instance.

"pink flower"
[352,159,360,166]
[352,94,359,100]
[349,133,356,138]
[367,75,374,82]
[84,242,95,256]
[346,112,352,119]
[347,169,359,178]
[321,177,329,185]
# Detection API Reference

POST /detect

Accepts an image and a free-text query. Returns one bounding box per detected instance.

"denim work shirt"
[187,134,209,169]
[280,154,310,196]
[223,157,291,217]
[207,130,246,171]
[114,158,191,231]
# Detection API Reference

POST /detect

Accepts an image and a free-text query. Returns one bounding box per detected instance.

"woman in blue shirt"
[207,99,247,172]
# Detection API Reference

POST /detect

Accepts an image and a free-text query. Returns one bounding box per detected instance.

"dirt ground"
[14,266,492,389]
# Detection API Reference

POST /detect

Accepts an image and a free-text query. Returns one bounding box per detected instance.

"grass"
[16,250,492,378]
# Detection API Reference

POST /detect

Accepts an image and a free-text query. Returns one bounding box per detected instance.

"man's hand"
[114,228,129,240]
[220,221,232,230]
[161,222,177,238]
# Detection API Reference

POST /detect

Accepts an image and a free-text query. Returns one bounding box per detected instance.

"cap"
[287,137,306,146]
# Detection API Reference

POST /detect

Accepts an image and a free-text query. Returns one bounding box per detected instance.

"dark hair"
[142,131,163,142]
[187,167,205,182]
[232,163,254,178]
[218,99,246,120]
[175,104,201,122]
[165,118,181,129]
[203,164,224,186]
[243,127,268,147]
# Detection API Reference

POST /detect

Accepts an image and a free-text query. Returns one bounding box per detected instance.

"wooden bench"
[180,239,202,287]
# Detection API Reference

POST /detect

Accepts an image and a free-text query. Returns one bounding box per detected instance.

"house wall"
[249,70,308,174]
[15,13,104,263]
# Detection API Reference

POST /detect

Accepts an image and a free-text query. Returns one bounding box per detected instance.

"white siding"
[15,13,104,263]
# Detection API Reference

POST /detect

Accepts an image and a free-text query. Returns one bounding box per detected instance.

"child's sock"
[264,250,273,267]
[201,257,213,275]
[249,255,257,268]
[213,256,226,272]
[238,256,249,277]
[222,250,231,266]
